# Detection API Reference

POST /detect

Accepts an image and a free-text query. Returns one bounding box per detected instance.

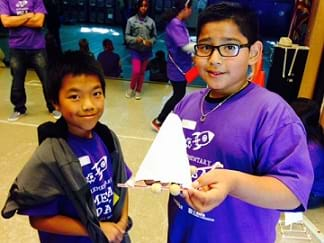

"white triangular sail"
[134,113,192,188]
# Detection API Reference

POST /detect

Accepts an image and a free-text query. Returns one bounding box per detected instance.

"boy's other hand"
[183,169,233,213]
[100,222,125,243]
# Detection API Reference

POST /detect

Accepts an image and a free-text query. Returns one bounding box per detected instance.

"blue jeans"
[9,48,54,113]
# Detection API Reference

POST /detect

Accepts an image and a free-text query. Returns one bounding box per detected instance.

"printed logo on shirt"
[80,155,113,220]
[173,198,215,222]
[16,0,28,15]
[92,156,108,181]
[186,130,215,150]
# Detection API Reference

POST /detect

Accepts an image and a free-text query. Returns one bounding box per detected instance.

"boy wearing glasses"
[167,2,313,243]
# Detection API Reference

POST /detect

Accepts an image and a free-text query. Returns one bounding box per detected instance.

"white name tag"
[79,156,91,166]
[182,119,196,130]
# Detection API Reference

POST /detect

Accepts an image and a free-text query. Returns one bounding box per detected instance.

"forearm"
[227,170,300,209]
[29,215,88,236]
[117,193,129,230]
[0,14,32,28]
[24,13,45,28]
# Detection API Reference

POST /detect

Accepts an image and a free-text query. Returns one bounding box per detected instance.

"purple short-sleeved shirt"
[168,83,313,243]
[165,18,192,81]
[0,0,46,49]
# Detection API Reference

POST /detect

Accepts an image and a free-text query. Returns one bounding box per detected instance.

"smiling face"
[53,74,105,138]
[194,20,261,98]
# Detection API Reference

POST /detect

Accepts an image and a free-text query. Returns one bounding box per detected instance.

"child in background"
[290,97,324,208]
[146,50,168,82]
[97,39,122,78]
[168,3,313,243]
[79,38,95,58]
[125,0,157,100]
[151,0,195,131]
[2,51,131,243]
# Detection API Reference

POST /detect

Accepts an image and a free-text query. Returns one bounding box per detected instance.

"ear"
[53,102,60,112]
[248,40,263,66]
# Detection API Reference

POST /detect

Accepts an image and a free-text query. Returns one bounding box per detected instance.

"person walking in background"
[151,0,195,131]
[167,3,313,243]
[79,38,95,58]
[2,51,132,243]
[0,0,61,121]
[146,50,168,82]
[125,0,157,100]
[290,97,324,208]
[97,39,122,78]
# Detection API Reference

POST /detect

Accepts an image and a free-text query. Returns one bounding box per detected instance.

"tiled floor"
[0,67,323,243]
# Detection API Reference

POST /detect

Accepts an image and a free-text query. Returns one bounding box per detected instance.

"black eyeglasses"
[194,43,250,57]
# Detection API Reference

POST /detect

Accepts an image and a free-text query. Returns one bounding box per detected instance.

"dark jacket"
[1,118,128,243]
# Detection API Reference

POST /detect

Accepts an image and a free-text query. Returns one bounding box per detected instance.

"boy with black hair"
[2,51,131,243]
[168,2,313,243]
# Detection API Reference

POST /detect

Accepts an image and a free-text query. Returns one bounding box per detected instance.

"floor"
[0,67,324,243]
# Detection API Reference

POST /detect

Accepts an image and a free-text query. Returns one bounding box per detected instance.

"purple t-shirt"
[20,132,131,243]
[0,0,46,49]
[165,18,192,81]
[168,83,313,243]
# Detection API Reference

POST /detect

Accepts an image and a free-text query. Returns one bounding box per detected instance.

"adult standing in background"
[0,0,60,121]
[151,0,195,131]
[125,0,157,100]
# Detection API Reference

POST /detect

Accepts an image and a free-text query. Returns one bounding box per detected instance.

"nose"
[209,47,223,66]
[81,96,95,112]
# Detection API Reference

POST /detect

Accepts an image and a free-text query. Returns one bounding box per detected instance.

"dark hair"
[156,50,165,60]
[79,38,90,52]
[197,2,259,44]
[136,0,149,12]
[48,51,106,104]
[162,0,193,23]
[290,97,324,145]
[103,38,114,51]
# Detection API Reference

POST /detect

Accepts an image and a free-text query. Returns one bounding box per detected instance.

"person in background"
[45,32,62,70]
[167,3,313,243]
[125,0,157,100]
[1,51,132,243]
[79,38,95,58]
[290,97,324,208]
[151,0,195,131]
[97,39,122,78]
[146,50,168,82]
[44,0,62,52]
[0,0,61,121]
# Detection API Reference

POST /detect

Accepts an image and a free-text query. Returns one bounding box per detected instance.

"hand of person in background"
[136,37,144,43]
[143,39,152,47]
